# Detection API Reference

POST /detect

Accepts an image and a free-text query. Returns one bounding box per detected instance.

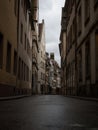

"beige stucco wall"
[0,0,17,86]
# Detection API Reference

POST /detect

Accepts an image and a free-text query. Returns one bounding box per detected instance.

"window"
[30,71,31,82]
[26,66,27,81]
[72,18,76,42]
[25,33,26,50]
[94,0,98,9]
[21,0,27,20]
[27,39,31,57]
[84,0,90,25]
[27,39,29,54]
[67,33,70,53]
[18,57,21,79]
[19,59,22,80]
[13,51,17,75]
[20,23,23,43]
[85,40,91,79]
[78,6,82,36]
[21,0,24,7]
[24,0,27,21]
[41,72,43,80]
[14,0,18,16]
[28,70,30,82]
[6,42,11,73]
[24,64,26,81]
[78,50,82,81]
[26,65,28,81]
[6,43,11,72]
[27,66,29,81]
[70,26,72,47]
[0,32,3,69]
[22,60,24,80]
[41,51,42,57]
[24,63,25,81]
[95,30,98,80]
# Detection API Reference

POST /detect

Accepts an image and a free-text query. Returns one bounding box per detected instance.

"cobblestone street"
[0,95,98,130]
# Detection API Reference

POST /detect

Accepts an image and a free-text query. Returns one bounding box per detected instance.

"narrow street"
[0,95,98,130]
[0,0,98,129]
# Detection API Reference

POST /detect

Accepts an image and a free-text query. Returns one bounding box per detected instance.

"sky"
[39,0,65,65]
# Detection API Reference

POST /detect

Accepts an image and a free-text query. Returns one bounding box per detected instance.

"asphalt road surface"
[0,95,98,130]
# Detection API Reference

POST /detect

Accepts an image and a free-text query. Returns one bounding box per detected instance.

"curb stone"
[0,95,31,101]
[65,96,98,102]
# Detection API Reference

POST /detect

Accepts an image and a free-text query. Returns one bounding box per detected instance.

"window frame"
[13,50,17,75]
[6,42,12,73]
[0,32,3,69]
[85,39,91,79]
[84,0,90,26]
[20,23,23,44]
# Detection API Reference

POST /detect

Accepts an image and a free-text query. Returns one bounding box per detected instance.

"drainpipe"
[75,0,78,96]
[16,0,20,95]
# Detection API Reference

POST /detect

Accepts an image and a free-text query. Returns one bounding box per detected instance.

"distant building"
[45,52,50,94]
[49,53,61,94]
[56,68,61,94]
[50,53,55,60]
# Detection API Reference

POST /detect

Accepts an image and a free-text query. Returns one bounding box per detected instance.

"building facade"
[60,0,98,97]
[65,0,76,96]
[76,0,98,96]
[32,0,39,94]
[0,0,33,96]
[59,6,67,95]
[38,20,46,94]
[17,0,32,95]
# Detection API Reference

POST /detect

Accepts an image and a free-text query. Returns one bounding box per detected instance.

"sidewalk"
[0,95,31,101]
[66,95,98,102]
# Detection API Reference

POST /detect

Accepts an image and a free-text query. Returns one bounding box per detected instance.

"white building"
[49,53,61,94]
[38,20,46,94]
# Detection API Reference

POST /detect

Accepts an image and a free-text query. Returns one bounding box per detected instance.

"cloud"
[39,0,53,12]
[39,0,65,65]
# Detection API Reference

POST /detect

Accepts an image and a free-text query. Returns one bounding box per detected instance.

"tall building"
[0,0,18,96]
[76,0,98,96]
[0,0,33,96]
[32,0,39,94]
[59,6,67,95]
[38,20,46,94]
[59,0,98,97]
[17,0,32,95]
